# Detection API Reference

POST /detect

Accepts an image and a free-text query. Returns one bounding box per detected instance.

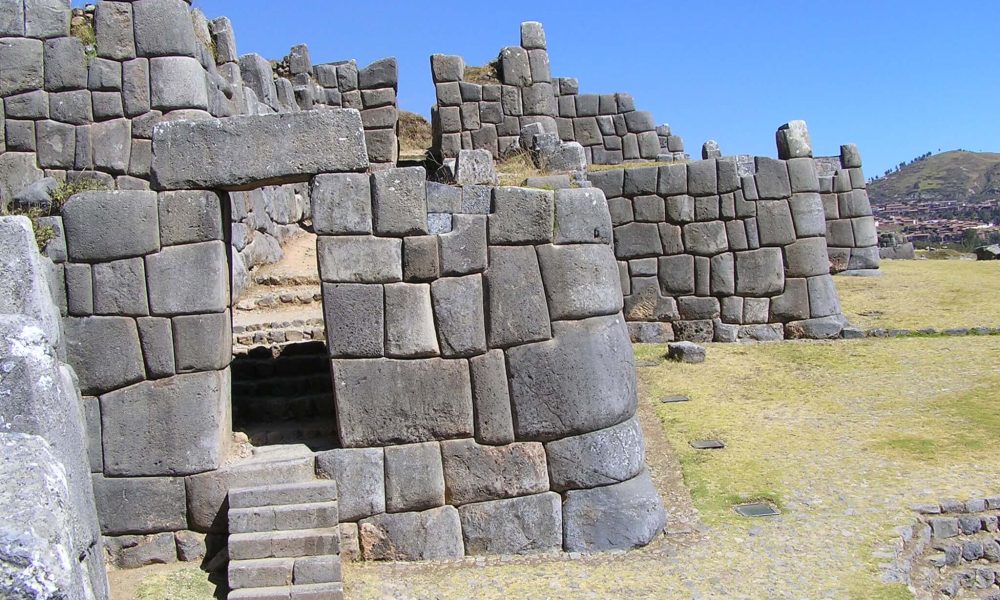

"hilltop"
[867,150,1000,206]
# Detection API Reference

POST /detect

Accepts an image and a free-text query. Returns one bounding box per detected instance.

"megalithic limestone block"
[151,110,368,190]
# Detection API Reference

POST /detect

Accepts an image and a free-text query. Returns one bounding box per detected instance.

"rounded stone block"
[545,416,645,492]
[359,506,463,561]
[536,243,623,320]
[562,469,666,552]
[440,439,549,505]
[64,316,145,395]
[62,191,160,261]
[505,314,637,442]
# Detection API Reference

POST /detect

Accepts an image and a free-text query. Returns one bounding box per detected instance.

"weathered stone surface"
[171,311,230,372]
[431,275,486,357]
[0,218,63,348]
[384,282,439,358]
[755,200,796,247]
[683,221,728,256]
[322,283,384,358]
[785,315,845,340]
[101,370,228,477]
[754,157,791,200]
[146,241,228,316]
[317,235,401,284]
[788,192,826,237]
[105,533,177,568]
[667,340,707,363]
[64,316,144,395]
[91,475,187,535]
[489,187,554,244]
[149,56,207,111]
[136,316,174,379]
[786,157,819,193]
[0,38,43,96]
[784,237,830,277]
[92,257,149,316]
[687,159,718,196]
[360,506,463,561]
[506,315,636,441]
[403,235,439,282]
[62,191,159,261]
[614,222,662,259]
[186,445,314,532]
[151,110,368,190]
[657,254,694,295]
[370,167,427,236]
[485,245,551,347]
[455,149,497,186]
[310,173,372,235]
[440,439,549,505]
[315,448,384,522]
[174,531,206,562]
[468,350,514,445]
[545,416,645,492]
[333,358,473,446]
[430,54,464,83]
[384,442,445,513]
[133,0,197,57]
[735,248,785,296]
[776,120,812,159]
[0,433,104,600]
[458,492,562,555]
[770,277,809,321]
[358,57,396,89]
[537,243,622,320]
[157,190,222,246]
[562,469,666,552]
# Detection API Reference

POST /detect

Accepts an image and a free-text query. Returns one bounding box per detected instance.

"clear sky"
[192,0,999,177]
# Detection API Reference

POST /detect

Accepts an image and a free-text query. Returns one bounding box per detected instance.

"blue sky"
[193,0,999,177]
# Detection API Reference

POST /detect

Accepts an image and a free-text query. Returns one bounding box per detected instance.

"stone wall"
[243,42,399,167]
[588,124,848,343]
[813,143,880,273]
[430,22,682,164]
[0,0,401,301]
[0,216,109,599]
[312,165,667,556]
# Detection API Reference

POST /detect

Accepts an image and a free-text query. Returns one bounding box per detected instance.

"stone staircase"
[227,481,343,600]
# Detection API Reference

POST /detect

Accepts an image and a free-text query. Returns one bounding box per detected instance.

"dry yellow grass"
[836,259,1000,330]
[397,110,432,158]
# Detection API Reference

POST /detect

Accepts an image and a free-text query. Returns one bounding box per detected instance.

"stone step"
[230,501,339,534]
[229,527,340,561]
[231,481,338,510]
[228,582,344,600]
[228,554,342,590]
[238,421,337,450]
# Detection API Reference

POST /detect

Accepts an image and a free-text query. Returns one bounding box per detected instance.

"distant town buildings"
[874,198,1000,244]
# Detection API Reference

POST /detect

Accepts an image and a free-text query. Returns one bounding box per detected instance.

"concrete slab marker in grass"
[660,395,690,403]
[689,439,724,450]
[734,503,780,517]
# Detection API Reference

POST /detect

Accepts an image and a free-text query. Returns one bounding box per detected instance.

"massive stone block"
[333,358,474,447]
[132,0,197,57]
[359,506,464,561]
[149,56,208,111]
[468,350,514,445]
[489,187,554,244]
[371,167,427,237]
[536,243,622,320]
[0,218,63,347]
[100,370,228,476]
[384,442,445,513]
[485,245,551,348]
[458,492,562,555]
[734,248,785,296]
[64,316,145,395]
[311,173,372,235]
[145,241,228,316]
[91,475,187,535]
[562,469,665,552]
[151,110,368,190]
[431,275,487,357]
[92,257,149,316]
[506,314,637,441]
[384,282,439,358]
[62,191,160,261]
[317,235,401,284]
[440,439,549,505]
[315,447,385,522]
[157,190,223,246]
[439,215,487,276]
[545,416,645,492]
[171,311,230,372]
[322,283,384,358]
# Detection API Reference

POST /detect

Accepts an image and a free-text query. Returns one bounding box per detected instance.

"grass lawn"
[836,259,1000,330]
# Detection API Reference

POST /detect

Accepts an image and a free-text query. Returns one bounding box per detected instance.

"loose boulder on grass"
[666,341,706,364]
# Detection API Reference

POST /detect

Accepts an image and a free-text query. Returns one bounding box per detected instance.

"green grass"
[836,259,1000,329]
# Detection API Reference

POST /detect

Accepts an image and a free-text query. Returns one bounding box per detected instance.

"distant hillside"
[867,150,1000,206]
